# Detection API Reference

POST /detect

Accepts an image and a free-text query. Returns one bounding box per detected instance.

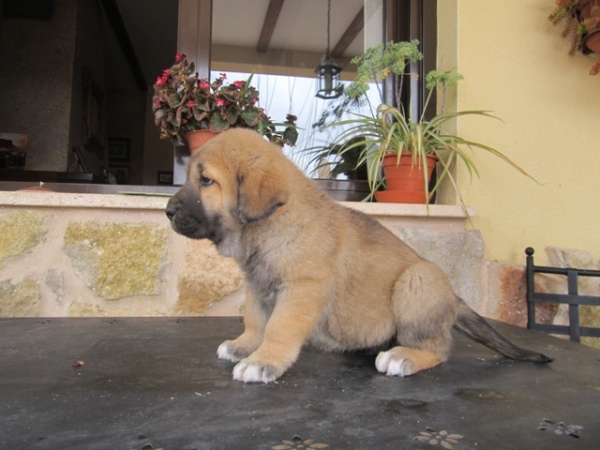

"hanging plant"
[549,0,600,75]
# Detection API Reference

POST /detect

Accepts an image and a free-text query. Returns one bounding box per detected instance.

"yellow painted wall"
[439,0,600,264]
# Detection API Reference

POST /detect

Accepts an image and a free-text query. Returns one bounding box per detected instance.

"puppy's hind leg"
[376,346,444,377]
[375,261,458,377]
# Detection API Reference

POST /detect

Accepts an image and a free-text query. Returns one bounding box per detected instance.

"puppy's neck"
[215,231,242,259]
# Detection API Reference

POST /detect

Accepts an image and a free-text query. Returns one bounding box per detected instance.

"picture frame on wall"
[107,138,130,162]
[157,171,173,185]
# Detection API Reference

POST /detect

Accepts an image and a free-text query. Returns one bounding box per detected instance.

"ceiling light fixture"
[315,0,343,99]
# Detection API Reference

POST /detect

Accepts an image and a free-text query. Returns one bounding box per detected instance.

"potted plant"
[304,137,371,202]
[549,0,600,75]
[322,40,532,204]
[152,53,298,151]
[310,137,369,181]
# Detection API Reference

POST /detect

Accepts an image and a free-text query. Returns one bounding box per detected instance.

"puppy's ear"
[236,163,289,224]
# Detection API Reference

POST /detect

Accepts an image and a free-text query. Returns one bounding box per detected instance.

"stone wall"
[0,191,598,348]
[0,192,479,318]
[0,192,243,318]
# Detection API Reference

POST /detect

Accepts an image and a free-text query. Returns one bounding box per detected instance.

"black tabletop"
[0,317,598,450]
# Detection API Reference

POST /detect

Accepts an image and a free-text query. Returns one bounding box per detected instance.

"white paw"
[232,359,279,384]
[375,350,413,377]
[217,341,239,362]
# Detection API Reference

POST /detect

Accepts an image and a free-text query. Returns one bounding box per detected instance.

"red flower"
[153,53,298,147]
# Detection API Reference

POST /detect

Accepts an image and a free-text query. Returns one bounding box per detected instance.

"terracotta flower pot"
[376,153,437,204]
[185,130,220,155]
[582,30,600,55]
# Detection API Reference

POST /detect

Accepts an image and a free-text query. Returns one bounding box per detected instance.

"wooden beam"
[101,0,147,91]
[331,6,364,59]
[256,0,285,53]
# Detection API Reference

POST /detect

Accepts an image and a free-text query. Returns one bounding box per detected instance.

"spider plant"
[324,42,534,204]
[330,104,531,203]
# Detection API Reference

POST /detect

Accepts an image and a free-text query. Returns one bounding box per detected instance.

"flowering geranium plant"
[153,53,298,146]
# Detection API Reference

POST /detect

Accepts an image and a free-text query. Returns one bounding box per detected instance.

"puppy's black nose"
[166,207,175,221]
[165,197,178,221]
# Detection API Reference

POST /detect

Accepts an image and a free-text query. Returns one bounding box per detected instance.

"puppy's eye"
[200,175,214,187]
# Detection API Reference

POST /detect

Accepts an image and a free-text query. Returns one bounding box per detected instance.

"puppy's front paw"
[217,340,251,363]
[232,359,283,384]
[375,349,415,377]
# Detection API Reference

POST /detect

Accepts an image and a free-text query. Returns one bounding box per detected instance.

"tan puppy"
[166,129,551,383]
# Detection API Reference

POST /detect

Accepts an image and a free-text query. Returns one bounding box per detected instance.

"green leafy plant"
[323,40,534,204]
[306,137,368,180]
[549,0,600,75]
[152,53,298,146]
[348,40,423,108]
[312,40,423,131]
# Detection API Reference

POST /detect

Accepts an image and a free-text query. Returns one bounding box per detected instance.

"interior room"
[0,0,420,189]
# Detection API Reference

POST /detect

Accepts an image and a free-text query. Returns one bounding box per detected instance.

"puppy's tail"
[453,298,553,363]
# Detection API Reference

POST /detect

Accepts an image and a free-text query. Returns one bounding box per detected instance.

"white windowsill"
[0,191,474,232]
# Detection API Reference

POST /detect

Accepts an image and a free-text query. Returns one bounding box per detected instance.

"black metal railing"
[525,247,600,342]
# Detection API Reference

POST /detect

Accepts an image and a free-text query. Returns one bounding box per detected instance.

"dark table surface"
[0,317,599,450]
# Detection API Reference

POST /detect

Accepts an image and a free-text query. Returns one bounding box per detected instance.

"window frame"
[179,0,436,115]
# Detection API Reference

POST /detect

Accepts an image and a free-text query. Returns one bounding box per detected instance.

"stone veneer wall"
[0,192,243,318]
[0,191,598,348]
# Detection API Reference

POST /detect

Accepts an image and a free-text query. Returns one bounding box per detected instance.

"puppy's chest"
[243,246,282,309]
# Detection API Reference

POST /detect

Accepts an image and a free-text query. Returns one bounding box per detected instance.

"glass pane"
[210,70,378,178]
[211,0,383,179]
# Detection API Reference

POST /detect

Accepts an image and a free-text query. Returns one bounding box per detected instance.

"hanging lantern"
[316,55,343,99]
[315,0,343,99]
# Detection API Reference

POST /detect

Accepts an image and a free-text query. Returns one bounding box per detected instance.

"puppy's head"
[166,129,290,245]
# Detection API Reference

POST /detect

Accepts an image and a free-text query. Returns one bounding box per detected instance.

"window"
[0,0,435,189]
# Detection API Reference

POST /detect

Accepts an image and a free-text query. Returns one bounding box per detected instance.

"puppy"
[166,129,551,383]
